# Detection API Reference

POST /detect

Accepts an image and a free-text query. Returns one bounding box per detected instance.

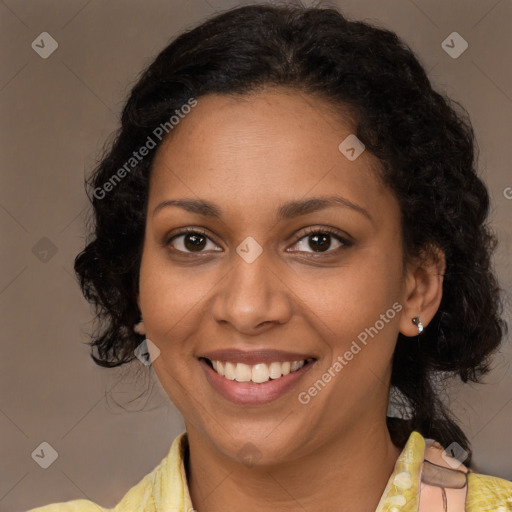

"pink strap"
[418,442,468,512]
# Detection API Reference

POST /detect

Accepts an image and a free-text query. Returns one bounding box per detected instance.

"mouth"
[198,353,317,405]
[200,357,316,384]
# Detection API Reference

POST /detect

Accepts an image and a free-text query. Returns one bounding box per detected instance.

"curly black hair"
[74,2,507,461]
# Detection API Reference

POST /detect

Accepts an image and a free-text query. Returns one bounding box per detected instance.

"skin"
[136,87,445,512]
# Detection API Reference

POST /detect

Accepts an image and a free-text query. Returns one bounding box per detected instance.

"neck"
[185,419,402,512]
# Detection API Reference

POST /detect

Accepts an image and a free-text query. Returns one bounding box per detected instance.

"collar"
[157,430,440,512]
[375,430,426,511]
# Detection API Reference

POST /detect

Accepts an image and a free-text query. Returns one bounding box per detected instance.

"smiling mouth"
[200,357,316,384]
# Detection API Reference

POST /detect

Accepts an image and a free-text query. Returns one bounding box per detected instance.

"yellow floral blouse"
[28,431,512,512]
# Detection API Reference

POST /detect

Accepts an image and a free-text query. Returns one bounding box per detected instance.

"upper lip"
[199,349,316,365]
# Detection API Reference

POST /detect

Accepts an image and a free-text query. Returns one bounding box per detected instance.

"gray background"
[1,0,511,510]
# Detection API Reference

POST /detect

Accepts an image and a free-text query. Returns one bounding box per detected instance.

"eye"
[288,228,352,254]
[165,227,352,256]
[167,228,222,253]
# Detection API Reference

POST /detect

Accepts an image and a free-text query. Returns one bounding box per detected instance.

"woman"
[30,3,512,511]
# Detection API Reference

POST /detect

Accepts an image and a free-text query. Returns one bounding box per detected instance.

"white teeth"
[208,359,310,383]
[252,363,270,383]
[235,363,252,382]
[268,362,282,379]
[224,361,236,380]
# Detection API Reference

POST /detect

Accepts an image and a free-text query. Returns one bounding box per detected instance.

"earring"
[134,319,146,335]
[412,316,424,334]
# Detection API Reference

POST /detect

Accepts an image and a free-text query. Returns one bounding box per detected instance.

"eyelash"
[164,226,353,257]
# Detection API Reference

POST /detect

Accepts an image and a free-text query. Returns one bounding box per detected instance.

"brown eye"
[168,230,221,253]
[308,233,332,252]
[184,233,207,251]
[288,228,351,255]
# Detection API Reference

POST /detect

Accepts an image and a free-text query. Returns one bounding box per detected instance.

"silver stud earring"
[412,316,424,334]
[134,319,146,335]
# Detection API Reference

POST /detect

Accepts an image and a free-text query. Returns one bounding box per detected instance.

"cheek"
[302,250,403,361]
[150,356,205,426]
[138,250,209,358]
[311,254,401,323]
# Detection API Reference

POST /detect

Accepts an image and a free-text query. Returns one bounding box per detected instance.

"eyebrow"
[153,195,372,222]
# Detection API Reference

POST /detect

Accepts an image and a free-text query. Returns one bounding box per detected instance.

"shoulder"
[24,467,159,512]
[466,472,512,511]
[25,434,187,512]
[25,464,161,512]
[420,436,512,512]
[25,499,110,511]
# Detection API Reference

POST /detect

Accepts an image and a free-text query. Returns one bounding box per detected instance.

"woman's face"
[138,88,411,464]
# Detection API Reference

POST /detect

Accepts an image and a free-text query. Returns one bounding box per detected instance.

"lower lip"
[199,359,315,405]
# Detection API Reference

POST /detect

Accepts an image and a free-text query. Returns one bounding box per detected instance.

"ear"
[399,246,446,337]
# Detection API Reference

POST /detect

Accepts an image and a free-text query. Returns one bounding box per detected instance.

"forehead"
[148,89,396,222]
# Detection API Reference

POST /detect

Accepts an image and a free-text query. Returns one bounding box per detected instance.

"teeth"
[225,361,236,380]
[208,359,310,383]
[291,360,304,371]
[269,362,282,379]
[235,363,252,382]
[252,363,269,383]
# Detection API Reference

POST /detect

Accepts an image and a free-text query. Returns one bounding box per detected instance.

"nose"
[211,250,293,335]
